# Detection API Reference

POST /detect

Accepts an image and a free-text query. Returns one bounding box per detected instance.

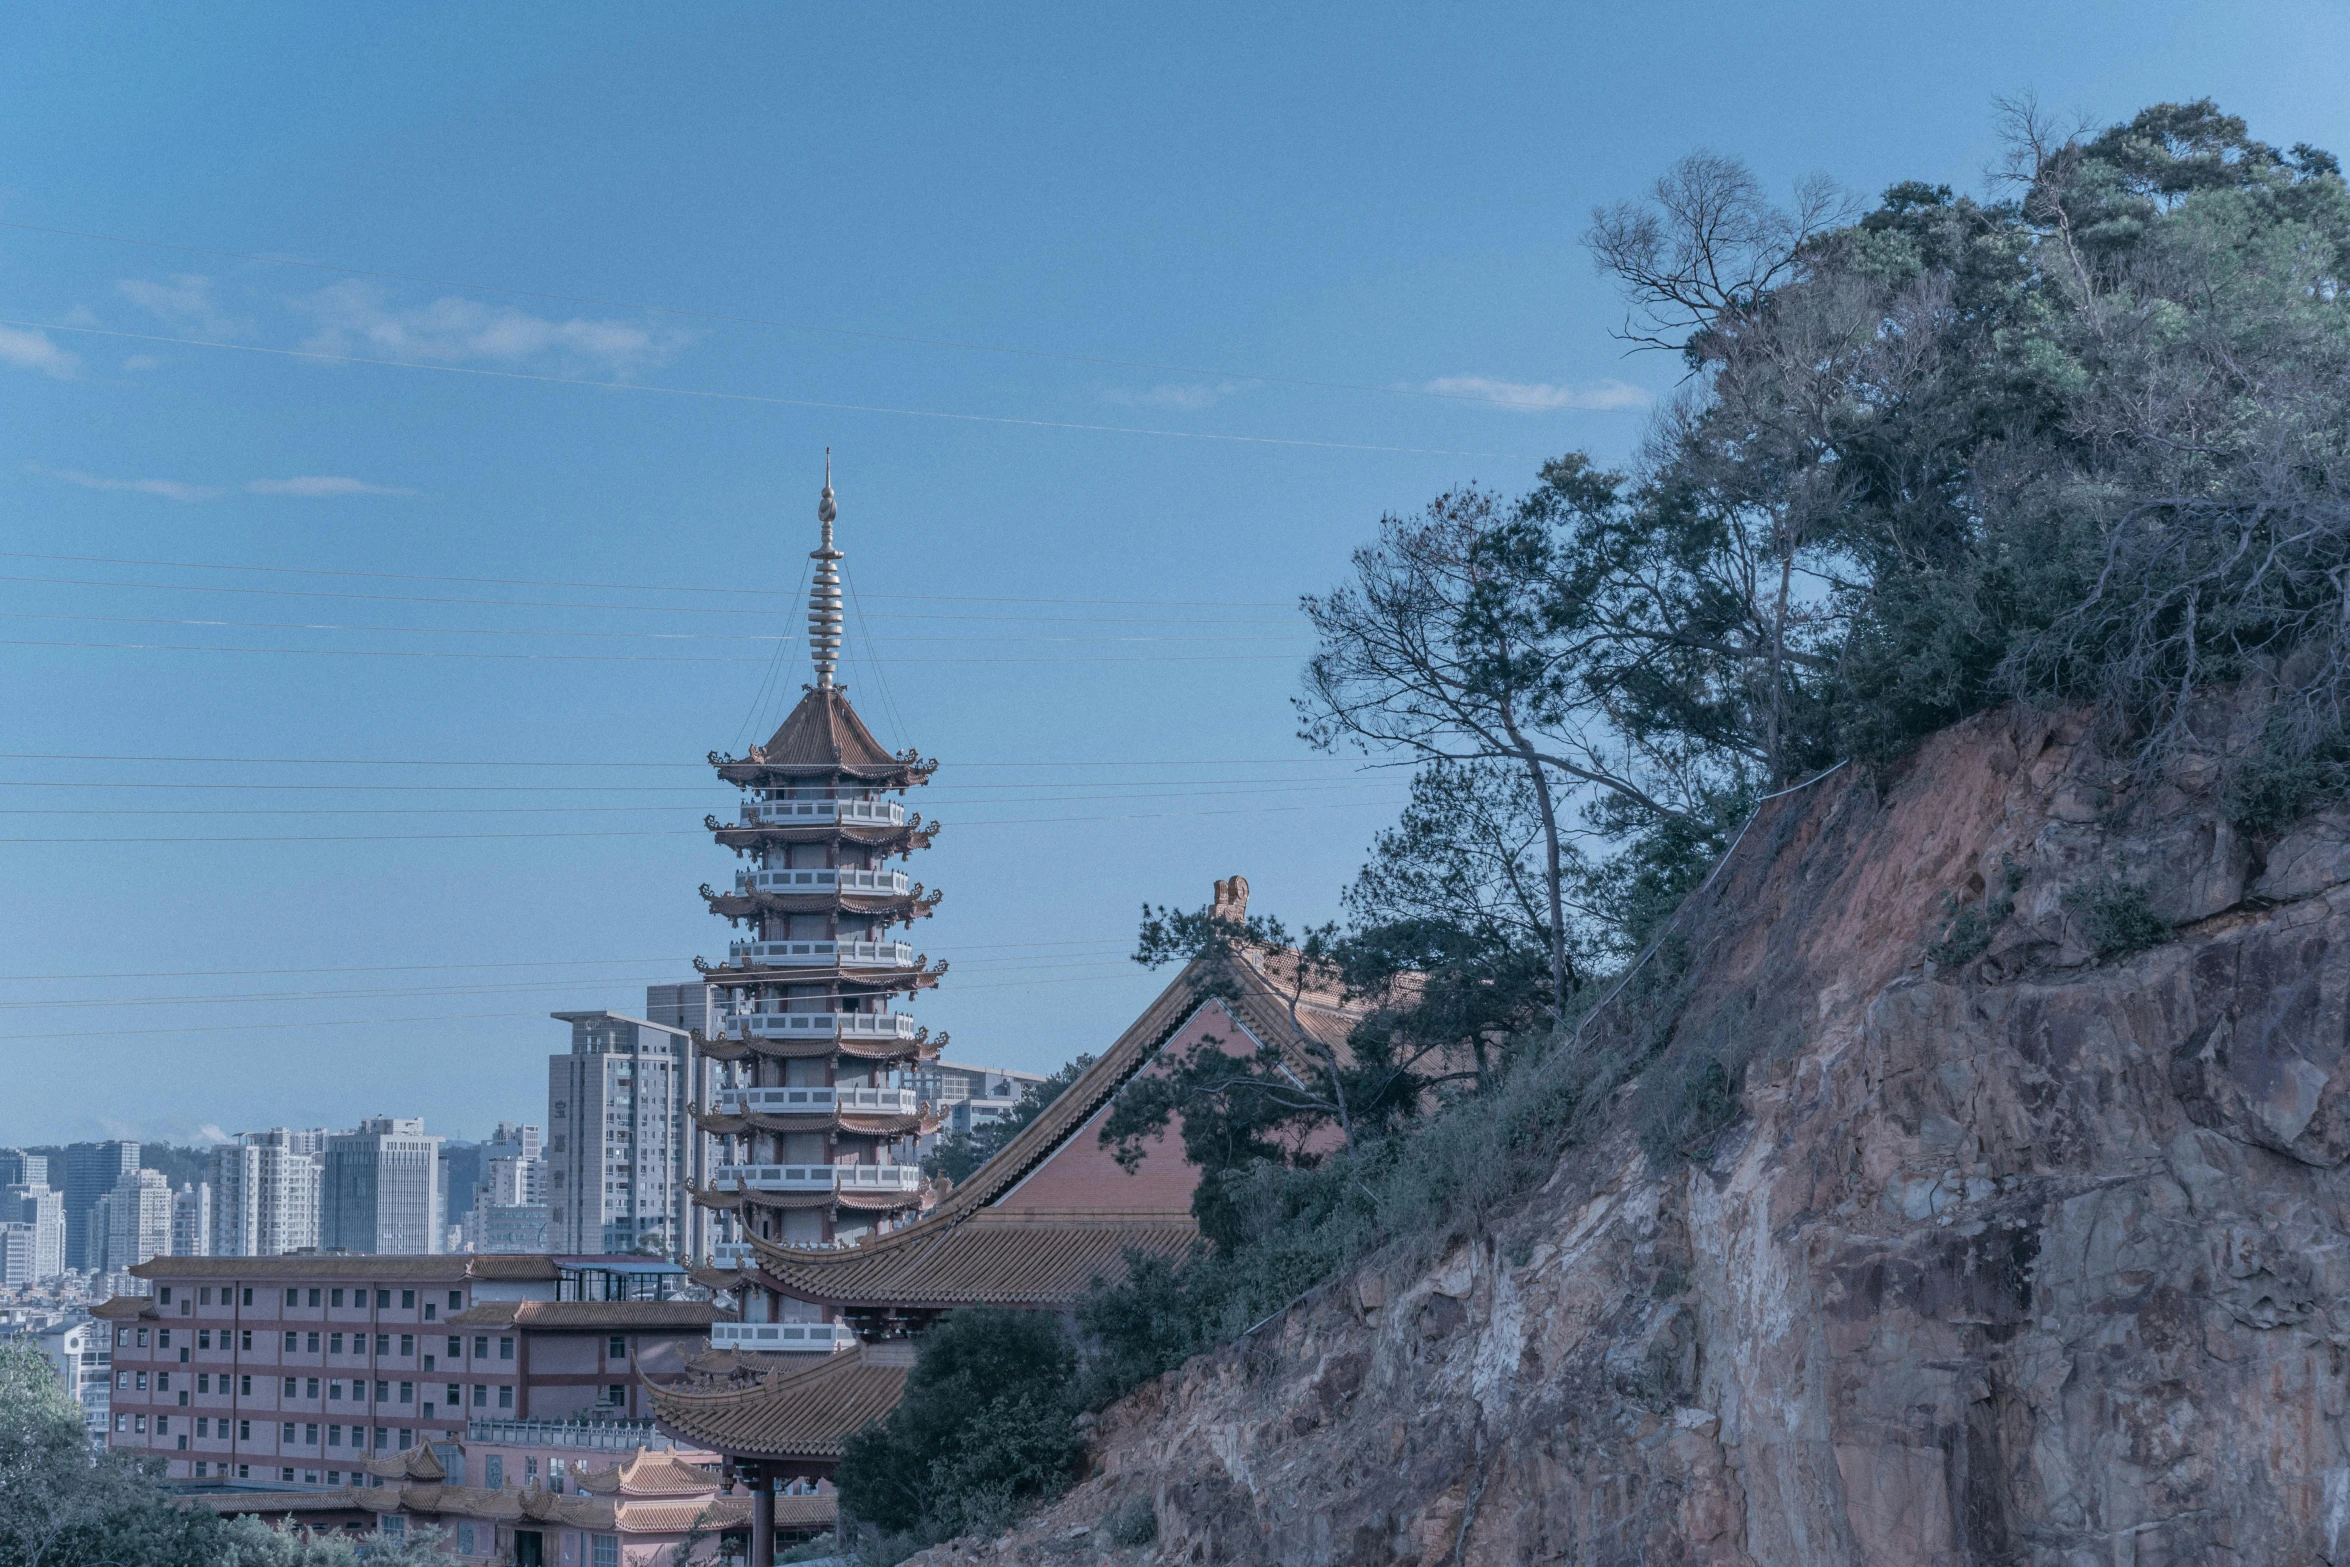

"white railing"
[728,1010,917,1042]
[465,1418,681,1453]
[711,1163,925,1194]
[735,867,912,897]
[740,799,905,827]
[718,1086,921,1117]
[709,1322,857,1354]
[727,940,916,969]
[709,1241,753,1270]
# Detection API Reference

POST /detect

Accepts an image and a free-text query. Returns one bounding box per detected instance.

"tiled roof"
[91,1295,158,1320]
[576,1448,724,1497]
[755,1210,1194,1309]
[445,1300,721,1331]
[361,1445,447,1481]
[739,939,1369,1309]
[736,687,910,776]
[649,1342,914,1460]
[128,1255,560,1282]
[196,1489,367,1515]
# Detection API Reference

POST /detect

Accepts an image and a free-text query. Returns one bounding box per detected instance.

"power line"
[0,217,1562,412]
[0,795,1403,841]
[0,750,1374,769]
[0,551,1300,609]
[0,609,1310,647]
[0,781,1404,814]
[1,317,1540,462]
[0,636,1303,665]
[0,968,1158,1042]
[0,772,1378,794]
[0,571,1302,623]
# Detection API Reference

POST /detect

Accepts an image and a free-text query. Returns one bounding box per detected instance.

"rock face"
[918,709,2350,1566]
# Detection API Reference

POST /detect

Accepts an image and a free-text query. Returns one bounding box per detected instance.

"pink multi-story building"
[100,1254,717,1489]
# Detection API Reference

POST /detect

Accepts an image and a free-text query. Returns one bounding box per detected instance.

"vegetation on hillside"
[839,96,2350,1558]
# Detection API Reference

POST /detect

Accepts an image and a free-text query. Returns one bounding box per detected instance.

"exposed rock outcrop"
[918,708,2350,1566]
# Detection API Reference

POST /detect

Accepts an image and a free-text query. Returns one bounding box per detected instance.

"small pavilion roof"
[577,1447,724,1498]
[650,1342,913,1461]
[91,1295,158,1320]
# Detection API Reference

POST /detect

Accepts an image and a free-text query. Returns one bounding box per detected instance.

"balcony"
[740,799,906,828]
[717,1086,922,1117]
[711,1163,925,1194]
[734,866,912,897]
[710,1241,753,1270]
[709,1322,857,1354]
[727,1009,918,1043]
[726,939,917,969]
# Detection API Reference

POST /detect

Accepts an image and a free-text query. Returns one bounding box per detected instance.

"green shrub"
[1926,856,2024,967]
[1103,1496,1158,1547]
[2064,875,2171,955]
[835,1310,1084,1552]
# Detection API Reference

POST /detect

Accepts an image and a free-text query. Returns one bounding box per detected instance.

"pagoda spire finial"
[809,450,844,688]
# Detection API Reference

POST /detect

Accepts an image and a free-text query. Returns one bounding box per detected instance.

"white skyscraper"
[3,1182,66,1278]
[169,1182,211,1257]
[101,1169,172,1273]
[548,1011,692,1256]
[322,1117,444,1255]
[210,1129,326,1257]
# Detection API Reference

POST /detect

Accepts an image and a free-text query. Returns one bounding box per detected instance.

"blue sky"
[3,1,2343,1144]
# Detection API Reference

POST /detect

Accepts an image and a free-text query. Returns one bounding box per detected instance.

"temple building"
[688,459,949,1347]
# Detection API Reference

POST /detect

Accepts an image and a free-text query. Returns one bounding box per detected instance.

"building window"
[399,1382,413,1405]
[447,1383,460,1407]
[238,1421,250,1440]
[447,1291,463,1312]
[159,1287,172,1305]
[239,1376,252,1396]
[607,1337,626,1362]
[282,1423,295,1442]
[484,1455,503,1489]
[375,1381,389,1401]
[305,1333,320,1353]
[329,1381,343,1400]
[240,1330,252,1351]
[135,1330,148,1347]
[158,1329,171,1348]
[330,1289,344,1308]
[593,1535,619,1567]
[606,1384,625,1407]
[198,1330,210,1350]
[375,1334,390,1355]
[329,1333,343,1354]
[241,1289,253,1307]
[471,1385,486,1407]
[399,1335,414,1357]
[281,1467,294,1483]
[375,1290,390,1308]
[307,1289,321,1307]
[283,1379,297,1397]
[397,1428,413,1451]
[196,1418,208,1437]
[458,1523,477,1555]
[473,1336,487,1358]
[305,1424,318,1444]
[284,1290,298,1308]
[498,1338,514,1361]
[237,1464,249,1479]
[113,1414,125,1433]
[134,1416,146,1434]
[497,1386,512,1410]
[448,1336,462,1359]
[400,1291,415,1309]
[328,1426,341,1447]
[282,1332,297,1352]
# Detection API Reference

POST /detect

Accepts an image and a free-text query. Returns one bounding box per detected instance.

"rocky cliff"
[916,707,2350,1566]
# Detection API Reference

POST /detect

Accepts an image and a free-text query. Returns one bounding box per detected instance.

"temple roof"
[650,1342,914,1461]
[717,686,922,781]
[742,924,1376,1311]
[91,1295,158,1320]
[576,1447,724,1498]
[361,1445,448,1481]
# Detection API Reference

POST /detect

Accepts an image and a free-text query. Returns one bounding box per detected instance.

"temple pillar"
[749,1466,775,1567]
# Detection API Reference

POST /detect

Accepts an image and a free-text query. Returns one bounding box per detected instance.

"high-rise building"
[211,1129,326,1257]
[0,1225,37,1285]
[4,1180,67,1278]
[322,1118,444,1255]
[0,1149,48,1187]
[547,1013,692,1255]
[100,1169,172,1274]
[693,465,945,1296]
[169,1182,211,1257]
[63,1142,138,1271]
[643,982,714,1036]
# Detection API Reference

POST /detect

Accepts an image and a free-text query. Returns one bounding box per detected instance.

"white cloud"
[35,465,221,502]
[1421,375,1650,413]
[245,475,415,497]
[296,280,686,374]
[1100,380,1243,411]
[116,274,247,338]
[0,324,79,378]
[123,354,163,372]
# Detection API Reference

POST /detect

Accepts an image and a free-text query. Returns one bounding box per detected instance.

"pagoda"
[690,459,948,1307]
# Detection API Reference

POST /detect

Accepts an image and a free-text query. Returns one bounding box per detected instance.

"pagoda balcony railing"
[718,1086,921,1117]
[711,1163,925,1194]
[726,939,917,969]
[709,1241,754,1270]
[727,1009,918,1042]
[709,1321,857,1354]
[740,799,905,828]
[735,866,912,897]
